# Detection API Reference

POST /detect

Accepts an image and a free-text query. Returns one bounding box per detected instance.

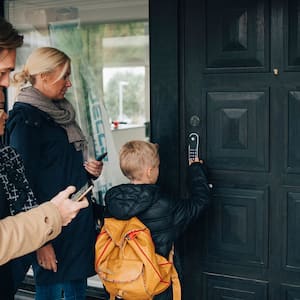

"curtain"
[49,21,123,203]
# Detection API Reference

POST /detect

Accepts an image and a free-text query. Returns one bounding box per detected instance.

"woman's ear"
[39,72,48,82]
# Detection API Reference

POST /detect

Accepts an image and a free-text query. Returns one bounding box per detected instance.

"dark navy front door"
[183,0,300,299]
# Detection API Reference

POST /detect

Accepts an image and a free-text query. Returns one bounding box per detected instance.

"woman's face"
[36,63,72,100]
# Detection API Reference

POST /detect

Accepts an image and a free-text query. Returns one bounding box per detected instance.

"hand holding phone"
[96,152,108,161]
[71,183,94,202]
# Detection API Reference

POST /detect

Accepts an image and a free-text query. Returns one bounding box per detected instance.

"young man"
[102,140,211,299]
[0,17,88,264]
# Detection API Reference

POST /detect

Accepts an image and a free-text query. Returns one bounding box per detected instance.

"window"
[96,21,149,129]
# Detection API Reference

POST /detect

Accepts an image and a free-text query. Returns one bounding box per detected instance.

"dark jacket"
[0,144,39,296]
[104,162,211,299]
[6,102,95,285]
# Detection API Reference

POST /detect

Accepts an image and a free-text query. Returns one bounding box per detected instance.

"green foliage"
[104,71,145,124]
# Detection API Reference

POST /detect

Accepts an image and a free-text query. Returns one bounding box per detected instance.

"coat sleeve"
[0,202,62,266]
[172,162,211,235]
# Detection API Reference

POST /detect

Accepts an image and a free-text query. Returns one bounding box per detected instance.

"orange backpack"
[95,217,181,300]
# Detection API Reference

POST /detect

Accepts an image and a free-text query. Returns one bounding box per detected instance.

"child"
[103,140,211,300]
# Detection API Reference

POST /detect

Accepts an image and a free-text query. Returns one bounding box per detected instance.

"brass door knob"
[273,68,279,76]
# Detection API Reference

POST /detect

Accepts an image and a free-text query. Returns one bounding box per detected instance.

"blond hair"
[120,140,160,181]
[13,47,70,92]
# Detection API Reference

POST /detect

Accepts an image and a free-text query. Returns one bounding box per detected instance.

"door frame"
[149,0,183,194]
[150,0,193,297]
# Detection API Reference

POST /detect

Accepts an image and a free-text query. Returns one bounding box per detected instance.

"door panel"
[287,92,300,172]
[281,284,300,300]
[206,90,269,171]
[283,189,300,271]
[203,273,268,299]
[183,0,300,299]
[206,0,269,71]
[285,0,300,70]
[207,187,268,268]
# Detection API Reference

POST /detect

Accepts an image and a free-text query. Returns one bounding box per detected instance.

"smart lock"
[188,132,200,160]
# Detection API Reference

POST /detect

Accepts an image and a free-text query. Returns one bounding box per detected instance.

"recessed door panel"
[204,273,268,300]
[206,90,269,171]
[285,0,300,70]
[206,0,269,72]
[287,91,300,173]
[206,187,268,268]
[283,190,300,272]
[281,284,300,300]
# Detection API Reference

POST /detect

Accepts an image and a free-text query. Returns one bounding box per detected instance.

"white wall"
[111,125,147,152]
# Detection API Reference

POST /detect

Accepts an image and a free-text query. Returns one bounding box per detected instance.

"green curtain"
[49,21,122,201]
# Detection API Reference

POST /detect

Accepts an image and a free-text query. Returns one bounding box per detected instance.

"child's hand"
[189,157,203,166]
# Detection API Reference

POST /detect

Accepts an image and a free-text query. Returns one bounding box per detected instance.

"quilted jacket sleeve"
[172,162,211,235]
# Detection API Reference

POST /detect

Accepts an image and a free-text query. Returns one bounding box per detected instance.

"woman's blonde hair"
[120,140,160,181]
[13,47,70,92]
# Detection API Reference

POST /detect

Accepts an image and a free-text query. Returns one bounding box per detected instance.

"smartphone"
[71,183,94,202]
[96,152,108,161]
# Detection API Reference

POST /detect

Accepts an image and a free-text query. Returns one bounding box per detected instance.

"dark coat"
[104,162,211,300]
[6,102,96,285]
[0,144,38,294]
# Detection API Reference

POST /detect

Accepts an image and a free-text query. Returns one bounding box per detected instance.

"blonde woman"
[6,47,103,300]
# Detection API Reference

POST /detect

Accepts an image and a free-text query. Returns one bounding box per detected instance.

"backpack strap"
[171,265,181,300]
[169,245,181,300]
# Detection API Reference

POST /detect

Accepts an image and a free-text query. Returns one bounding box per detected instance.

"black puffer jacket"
[104,162,211,299]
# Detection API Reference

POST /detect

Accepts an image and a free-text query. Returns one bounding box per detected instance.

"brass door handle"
[273,68,279,76]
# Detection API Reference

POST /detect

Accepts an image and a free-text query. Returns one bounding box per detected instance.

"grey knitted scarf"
[16,86,87,155]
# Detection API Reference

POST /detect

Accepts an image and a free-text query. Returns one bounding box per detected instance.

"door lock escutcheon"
[189,115,200,127]
[273,68,279,76]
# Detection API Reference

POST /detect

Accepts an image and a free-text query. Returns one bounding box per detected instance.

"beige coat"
[0,202,62,265]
